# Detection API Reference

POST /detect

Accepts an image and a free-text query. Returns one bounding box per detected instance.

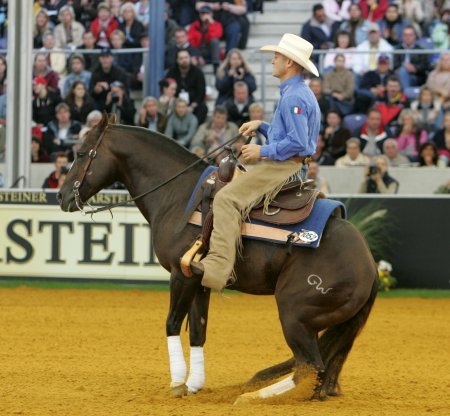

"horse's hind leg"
[245,357,295,387]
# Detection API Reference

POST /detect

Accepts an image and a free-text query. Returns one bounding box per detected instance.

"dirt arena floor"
[0,287,449,416]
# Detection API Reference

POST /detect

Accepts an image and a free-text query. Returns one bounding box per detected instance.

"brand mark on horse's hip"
[307,274,333,294]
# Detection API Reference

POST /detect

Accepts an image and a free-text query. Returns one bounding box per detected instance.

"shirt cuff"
[258,121,270,137]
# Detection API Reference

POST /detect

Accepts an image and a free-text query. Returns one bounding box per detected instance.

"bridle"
[70,124,246,217]
[72,125,109,215]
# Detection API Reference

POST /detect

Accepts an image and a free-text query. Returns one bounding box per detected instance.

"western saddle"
[180,149,324,277]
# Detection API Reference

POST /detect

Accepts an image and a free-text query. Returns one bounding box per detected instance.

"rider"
[190,34,321,290]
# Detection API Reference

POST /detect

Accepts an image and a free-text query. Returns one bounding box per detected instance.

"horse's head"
[58,112,119,212]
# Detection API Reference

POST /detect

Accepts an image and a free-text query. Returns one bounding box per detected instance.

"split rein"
[71,127,247,218]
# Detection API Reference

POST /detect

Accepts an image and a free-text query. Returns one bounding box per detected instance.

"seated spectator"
[323,54,355,116]
[355,54,393,114]
[306,161,330,194]
[335,137,371,167]
[32,77,61,125]
[323,30,356,71]
[78,31,100,71]
[225,81,253,127]
[190,105,238,158]
[119,2,145,48]
[42,152,69,189]
[409,86,441,135]
[309,77,330,129]
[359,0,389,22]
[90,2,119,48]
[247,102,266,145]
[375,75,409,136]
[418,141,447,167]
[79,110,103,140]
[430,9,450,64]
[323,0,351,23]
[164,98,198,147]
[40,32,67,78]
[358,108,388,157]
[398,0,424,28]
[0,55,6,94]
[72,0,98,28]
[31,137,51,163]
[165,27,201,69]
[104,81,136,125]
[63,54,92,97]
[137,96,167,133]
[33,52,60,95]
[324,110,351,159]
[157,77,177,119]
[166,49,208,124]
[89,47,128,111]
[396,109,428,160]
[54,5,85,49]
[43,103,82,159]
[358,155,399,193]
[165,6,180,52]
[215,48,256,105]
[110,30,139,81]
[339,3,371,46]
[169,0,197,27]
[300,3,335,61]
[134,0,149,28]
[195,1,247,53]
[432,111,450,165]
[353,23,393,76]
[64,80,96,124]
[394,26,428,89]
[33,8,54,49]
[378,3,412,47]
[312,131,335,165]
[426,52,450,101]
[187,5,223,72]
[382,138,411,166]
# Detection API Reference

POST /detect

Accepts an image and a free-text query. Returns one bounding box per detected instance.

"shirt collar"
[279,74,303,95]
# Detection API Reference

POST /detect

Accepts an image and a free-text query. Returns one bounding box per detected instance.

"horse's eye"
[77,151,85,160]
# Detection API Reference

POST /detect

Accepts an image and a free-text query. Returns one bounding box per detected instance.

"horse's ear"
[97,112,110,132]
[108,113,117,124]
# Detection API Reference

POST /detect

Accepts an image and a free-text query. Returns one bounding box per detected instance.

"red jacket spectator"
[90,4,119,47]
[359,0,389,22]
[187,19,223,49]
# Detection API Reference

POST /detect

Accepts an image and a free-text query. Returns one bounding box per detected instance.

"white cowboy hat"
[260,33,319,77]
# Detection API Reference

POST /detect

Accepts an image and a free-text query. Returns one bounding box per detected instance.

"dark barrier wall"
[341,196,450,289]
[0,191,449,288]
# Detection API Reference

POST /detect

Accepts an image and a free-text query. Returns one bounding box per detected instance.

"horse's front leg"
[186,285,211,393]
[166,272,201,396]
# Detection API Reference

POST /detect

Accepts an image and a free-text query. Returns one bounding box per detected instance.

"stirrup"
[180,238,204,277]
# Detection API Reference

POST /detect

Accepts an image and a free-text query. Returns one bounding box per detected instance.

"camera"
[367,165,380,176]
[111,91,119,103]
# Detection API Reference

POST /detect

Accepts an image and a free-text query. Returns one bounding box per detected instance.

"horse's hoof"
[170,382,188,397]
[233,391,259,405]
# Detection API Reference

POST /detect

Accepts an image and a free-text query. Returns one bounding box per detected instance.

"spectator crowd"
[0,0,448,193]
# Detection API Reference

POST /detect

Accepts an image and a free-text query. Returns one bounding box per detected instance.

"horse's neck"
[111,128,203,228]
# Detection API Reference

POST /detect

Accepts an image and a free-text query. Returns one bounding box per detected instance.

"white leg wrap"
[257,373,295,398]
[186,347,205,393]
[167,336,187,387]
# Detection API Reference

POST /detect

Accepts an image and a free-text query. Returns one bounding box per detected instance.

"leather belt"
[289,156,312,164]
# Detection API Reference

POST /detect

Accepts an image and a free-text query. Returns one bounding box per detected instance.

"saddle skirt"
[185,167,346,249]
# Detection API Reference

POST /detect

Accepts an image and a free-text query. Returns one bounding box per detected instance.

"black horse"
[58,114,378,401]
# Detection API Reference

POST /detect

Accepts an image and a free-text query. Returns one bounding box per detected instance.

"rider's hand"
[239,120,262,137]
[241,144,261,163]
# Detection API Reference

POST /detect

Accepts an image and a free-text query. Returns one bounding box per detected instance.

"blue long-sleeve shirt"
[259,75,320,160]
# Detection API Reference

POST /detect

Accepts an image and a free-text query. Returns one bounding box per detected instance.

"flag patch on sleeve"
[291,106,302,114]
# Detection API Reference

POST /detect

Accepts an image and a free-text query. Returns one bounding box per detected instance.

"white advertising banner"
[0,190,169,281]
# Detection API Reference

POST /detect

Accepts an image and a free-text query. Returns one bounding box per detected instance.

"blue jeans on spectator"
[224,21,241,52]
[397,66,419,89]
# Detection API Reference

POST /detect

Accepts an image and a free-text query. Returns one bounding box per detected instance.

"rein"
[72,126,245,216]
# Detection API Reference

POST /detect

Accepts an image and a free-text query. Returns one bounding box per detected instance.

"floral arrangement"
[377,260,397,291]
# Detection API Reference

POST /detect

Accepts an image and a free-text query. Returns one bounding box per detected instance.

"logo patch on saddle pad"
[291,106,302,115]
[298,230,319,244]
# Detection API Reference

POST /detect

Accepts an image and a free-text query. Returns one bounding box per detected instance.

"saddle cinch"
[180,150,324,277]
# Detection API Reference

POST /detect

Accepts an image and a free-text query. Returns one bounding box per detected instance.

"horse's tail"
[318,274,378,396]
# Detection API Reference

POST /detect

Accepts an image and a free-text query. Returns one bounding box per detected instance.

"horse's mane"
[109,123,202,167]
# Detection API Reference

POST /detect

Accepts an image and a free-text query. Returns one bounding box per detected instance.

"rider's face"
[271,52,287,79]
